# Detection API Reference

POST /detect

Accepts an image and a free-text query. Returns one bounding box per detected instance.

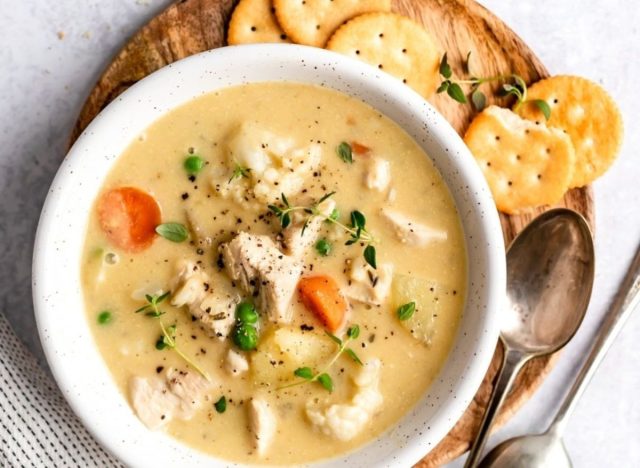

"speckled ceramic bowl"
[33,44,505,467]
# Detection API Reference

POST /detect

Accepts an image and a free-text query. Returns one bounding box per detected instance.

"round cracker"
[326,12,440,98]
[464,106,576,214]
[228,0,290,45]
[517,75,623,188]
[273,0,391,47]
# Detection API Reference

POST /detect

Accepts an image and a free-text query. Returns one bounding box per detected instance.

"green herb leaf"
[97,310,112,325]
[294,367,314,380]
[345,348,363,366]
[513,75,527,93]
[337,142,353,164]
[446,82,467,104]
[397,302,416,321]
[328,208,340,222]
[228,163,251,183]
[281,193,290,208]
[155,337,167,350]
[145,310,165,318]
[281,213,291,229]
[436,81,450,94]
[531,99,551,120]
[315,238,332,257]
[214,396,227,413]
[464,51,473,74]
[325,331,343,346]
[350,211,366,230]
[347,325,360,340]
[155,223,188,243]
[317,373,333,392]
[268,204,281,215]
[471,89,486,111]
[317,191,336,204]
[364,245,377,269]
[439,53,452,79]
[184,155,205,174]
[135,304,149,314]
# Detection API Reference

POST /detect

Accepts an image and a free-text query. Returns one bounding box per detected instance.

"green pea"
[232,323,258,351]
[183,155,204,174]
[235,302,258,324]
[97,310,112,325]
[214,396,227,414]
[315,238,332,257]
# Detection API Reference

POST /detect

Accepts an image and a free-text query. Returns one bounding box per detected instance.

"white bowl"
[33,44,505,467]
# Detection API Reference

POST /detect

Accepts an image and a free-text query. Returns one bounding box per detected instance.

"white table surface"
[1,1,638,466]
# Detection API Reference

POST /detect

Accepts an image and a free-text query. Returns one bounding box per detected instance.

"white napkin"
[0,313,120,466]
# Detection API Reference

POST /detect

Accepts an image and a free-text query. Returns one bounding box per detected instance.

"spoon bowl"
[479,432,571,468]
[503,208,595,354]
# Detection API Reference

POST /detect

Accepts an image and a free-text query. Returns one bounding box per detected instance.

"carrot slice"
[351,141,371,156]
[97,187,161,252]
[298,276,348,332]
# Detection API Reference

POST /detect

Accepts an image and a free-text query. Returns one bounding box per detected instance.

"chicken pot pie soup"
[81,82,466,464]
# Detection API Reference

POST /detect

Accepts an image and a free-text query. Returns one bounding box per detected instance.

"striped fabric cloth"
[0,313,119,467]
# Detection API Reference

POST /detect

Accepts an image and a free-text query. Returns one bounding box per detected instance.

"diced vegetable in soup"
[81,82,466,464]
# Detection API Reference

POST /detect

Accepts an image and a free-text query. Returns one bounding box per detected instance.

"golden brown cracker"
[464,106,576,214]
[274,0,391,47]
[517,75,623,187]
[228,0,290,45]
[326,12,440,98]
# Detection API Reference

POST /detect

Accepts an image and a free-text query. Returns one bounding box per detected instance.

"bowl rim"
[32,43,505,467]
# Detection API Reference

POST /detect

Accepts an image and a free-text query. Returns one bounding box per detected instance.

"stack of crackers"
[227,0,623,215]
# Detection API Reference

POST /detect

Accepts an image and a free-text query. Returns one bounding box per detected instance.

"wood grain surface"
[68,0,595,465]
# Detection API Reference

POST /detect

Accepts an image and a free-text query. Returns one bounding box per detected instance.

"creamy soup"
[81,82,466,465]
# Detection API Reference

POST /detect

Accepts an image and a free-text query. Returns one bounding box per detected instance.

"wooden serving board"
[69,0,595,465]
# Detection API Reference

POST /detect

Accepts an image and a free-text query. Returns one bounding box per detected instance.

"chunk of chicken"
[225,348,249,376]
[215,122,321,205]
[130,368,212,430]
[306,359,383,441]
[381,209,448,246]
[219,233,302,324]
[170,260,239,340]
[280,198,336,258]
[249,397,277,456]
[343,257,394,306]
[365,157,391,192]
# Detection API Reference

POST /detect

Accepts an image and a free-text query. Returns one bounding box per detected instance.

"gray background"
[1,0,638,466]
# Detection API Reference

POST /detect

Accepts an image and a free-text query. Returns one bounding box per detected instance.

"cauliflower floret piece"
[214,122,321,206]
[305,359,383,441]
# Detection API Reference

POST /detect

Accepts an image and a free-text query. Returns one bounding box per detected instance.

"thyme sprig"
[135,292,210,381]
[437,52,551,119]
[228,162,251,183]
[268,192,378,269]
[278,325,363,393]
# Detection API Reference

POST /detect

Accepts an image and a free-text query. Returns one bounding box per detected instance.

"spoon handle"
[464,346,528,468]
[550,241,640,435]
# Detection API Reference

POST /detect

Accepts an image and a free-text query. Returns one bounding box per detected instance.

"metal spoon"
[479,240,640,468]
[464,208,595,468]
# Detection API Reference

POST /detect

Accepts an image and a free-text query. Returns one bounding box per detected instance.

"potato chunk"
[391,274,459,345]
[251,327,334,385]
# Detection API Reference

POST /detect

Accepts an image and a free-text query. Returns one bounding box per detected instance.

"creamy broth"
[81,82,466,464]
